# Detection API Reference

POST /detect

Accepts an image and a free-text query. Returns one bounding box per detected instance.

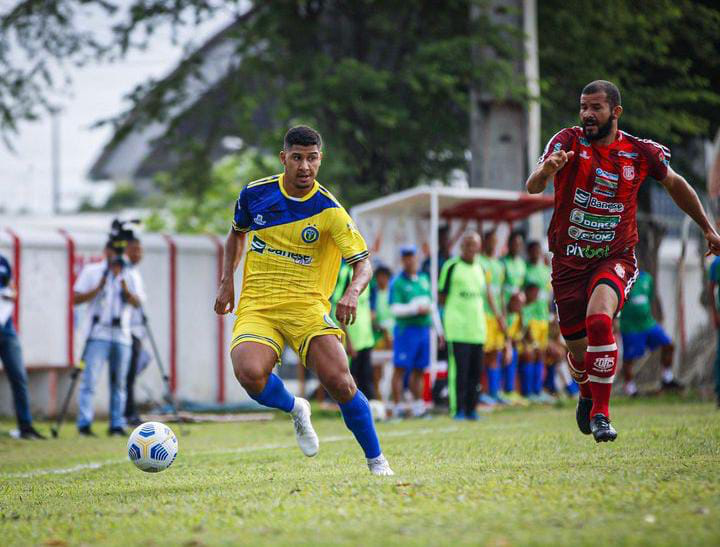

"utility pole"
[469,0,540,192]
[51,109,61,215]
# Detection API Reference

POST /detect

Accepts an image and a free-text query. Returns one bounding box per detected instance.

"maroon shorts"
[551,250,638,340]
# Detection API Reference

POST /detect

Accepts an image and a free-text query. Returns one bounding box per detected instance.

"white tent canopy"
[351,185,554,367]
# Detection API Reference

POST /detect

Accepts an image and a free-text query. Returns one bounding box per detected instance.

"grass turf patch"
[1,401,719,546]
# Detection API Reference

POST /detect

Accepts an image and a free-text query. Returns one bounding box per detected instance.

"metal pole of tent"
[430,189,439,371]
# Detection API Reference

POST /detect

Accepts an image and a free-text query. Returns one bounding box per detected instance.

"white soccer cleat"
[367,454,394,476]
[291,398,319,457]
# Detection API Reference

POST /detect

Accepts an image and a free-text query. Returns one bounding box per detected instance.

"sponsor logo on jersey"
[553,142,563,152]
[250,235,313,265]
[301,225,320,244]
[565,244,611,259]
[594,177,618,189]
[579,151,590,160]
[579,137,590,147]
[568,226,615,243]
[617,151,638,159]
[623,165,635,180]
[595,168,619,181]
[593,187,616,198]
[573,188,591,208]
[588,197,624,213]
[570,209,620,230]
[592,356,615,373]
[253,214,267,226]
[614,263,626,279]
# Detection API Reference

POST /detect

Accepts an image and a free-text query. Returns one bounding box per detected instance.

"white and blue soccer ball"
[127,421,178,473]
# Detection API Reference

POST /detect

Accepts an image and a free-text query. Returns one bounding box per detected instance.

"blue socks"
[487,367,501,398]
[543,364,556,393]
[339,390,381,459]
[533,361,544,395]
[503,350,518,393]
[248,373,295,413]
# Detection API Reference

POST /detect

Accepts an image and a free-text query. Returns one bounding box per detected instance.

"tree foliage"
[538,0,720,167]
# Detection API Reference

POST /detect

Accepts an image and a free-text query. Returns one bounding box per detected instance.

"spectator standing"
[438,232,490,420]
[371,265,394,400]
[501,231,527,308]
[74,240,145,436]
[389,245,440,418]
[124,236,148,425]
[619,270,677,396]
[477,229,508,404]
[0,253,45,439]
[332,261,376,400]
[709,256,720,407]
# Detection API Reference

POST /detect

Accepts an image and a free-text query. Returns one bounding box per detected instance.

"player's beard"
[583,115,614,141]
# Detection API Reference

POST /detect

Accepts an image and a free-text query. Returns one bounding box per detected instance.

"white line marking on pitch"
[1,425,459,479]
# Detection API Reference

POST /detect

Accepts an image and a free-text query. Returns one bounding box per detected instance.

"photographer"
[124,235,147,426]
[73,234,144,436]
[0,253,46,439]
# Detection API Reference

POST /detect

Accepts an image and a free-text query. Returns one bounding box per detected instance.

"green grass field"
[1,399,719,546]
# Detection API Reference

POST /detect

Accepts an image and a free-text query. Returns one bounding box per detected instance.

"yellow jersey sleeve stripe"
[247,174,281,188]
[346,250,369,264]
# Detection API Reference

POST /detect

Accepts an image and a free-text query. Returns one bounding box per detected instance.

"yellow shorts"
[526,319,549,351]
[230,302,345,366]
[485,316,506,352]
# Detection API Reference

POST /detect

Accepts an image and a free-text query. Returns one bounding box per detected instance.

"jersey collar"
[279,173,320,202]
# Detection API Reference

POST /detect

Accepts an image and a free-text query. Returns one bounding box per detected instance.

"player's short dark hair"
[375,265,392,278]
[525,282,540,290]
[482,228,497,240]
[284,125,322,150]
[527,240,541,251]
[509,229,525,242]
[582,80,621,109]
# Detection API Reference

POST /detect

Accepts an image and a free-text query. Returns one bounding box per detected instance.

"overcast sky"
[0,3,235,215]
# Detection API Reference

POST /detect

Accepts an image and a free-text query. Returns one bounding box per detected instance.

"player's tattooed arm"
[526,150,575,194]
[659,167,720,255]
[214,229,246,315]
[336,258,373,326]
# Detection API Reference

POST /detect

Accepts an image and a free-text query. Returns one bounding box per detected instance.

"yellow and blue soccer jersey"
[233,173,368,312]
[229,174,368,363]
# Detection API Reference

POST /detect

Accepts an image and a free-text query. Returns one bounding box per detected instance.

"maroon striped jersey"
[540,126,670,268]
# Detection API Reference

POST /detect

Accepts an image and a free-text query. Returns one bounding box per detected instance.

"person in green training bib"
[619,270,676,396]
[501,230,527,309]
[332,261,376,400]
[439,231,496,419]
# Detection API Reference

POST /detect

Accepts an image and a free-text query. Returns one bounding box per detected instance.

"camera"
[107,218,140,254]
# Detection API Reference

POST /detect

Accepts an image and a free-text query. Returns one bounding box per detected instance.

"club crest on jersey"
[622,165,635,180]
[301,226,320,244]
[614,263,626,279]
[595,168,619,182]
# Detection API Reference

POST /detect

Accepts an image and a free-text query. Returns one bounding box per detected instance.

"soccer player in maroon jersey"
[526,80,720,442]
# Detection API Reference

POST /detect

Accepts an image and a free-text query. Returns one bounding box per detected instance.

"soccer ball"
[127,421,178,473]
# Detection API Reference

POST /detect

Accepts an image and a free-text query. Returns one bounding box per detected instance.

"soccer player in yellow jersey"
[214,126,393,476]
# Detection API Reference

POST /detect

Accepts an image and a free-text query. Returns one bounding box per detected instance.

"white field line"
[1,425,459,480]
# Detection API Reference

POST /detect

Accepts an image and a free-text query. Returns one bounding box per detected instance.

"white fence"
[0,227,251,420]
[0,223,714,419]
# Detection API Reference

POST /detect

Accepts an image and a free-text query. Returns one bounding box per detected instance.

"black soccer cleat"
[576,396,593,435]
[590,414,617,443]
